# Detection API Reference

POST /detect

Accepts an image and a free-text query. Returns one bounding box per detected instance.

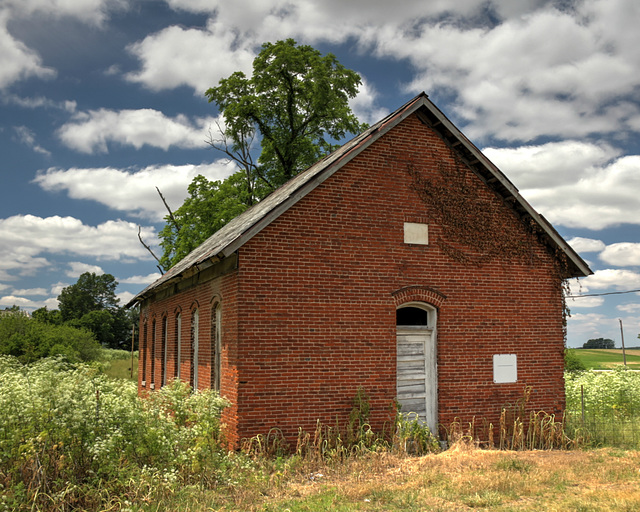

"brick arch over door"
[391,285,447,310]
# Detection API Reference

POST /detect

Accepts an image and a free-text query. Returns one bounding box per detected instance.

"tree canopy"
[583,338,615,349]
[157,39,367,269]
[41,272,134,350]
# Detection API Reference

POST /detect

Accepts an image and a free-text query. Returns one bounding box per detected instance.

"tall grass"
[565,368,640,447]
[0,355,230,511]
[2,354,639,511]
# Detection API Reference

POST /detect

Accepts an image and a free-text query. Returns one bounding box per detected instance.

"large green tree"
[158,39,367,269]
[56,272,133,349]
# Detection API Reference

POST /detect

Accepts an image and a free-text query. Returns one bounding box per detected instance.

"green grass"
[569,348,640,370]
[100,348,138,380]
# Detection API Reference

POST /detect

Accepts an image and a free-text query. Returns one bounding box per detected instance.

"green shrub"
[0,356,230,511]
[565,349,587,373]
[0,314,101,363]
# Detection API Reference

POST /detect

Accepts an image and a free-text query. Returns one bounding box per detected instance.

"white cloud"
[370,1,640,143]
[482,141,640,230]
[66,262,105,278]
[34,162,236,221]
[126,20,255,94]
[483,141,620,190]
[2,94,76,111]
[0,0,127,90]
[617,303,640,314]
[349,78,388,126]
[116,290,135,305]
[567,237,607,255]
[4,0,128,25]
[600,243,640,267]
[0,12,55,89]
[577,269,640,293]
[119,273,161,285]
[13,126,50,156]
[0,215,158,280]
[10,288,48,296]
[567,295,605,309]
[0,295,43,308]
[57,108,220,153]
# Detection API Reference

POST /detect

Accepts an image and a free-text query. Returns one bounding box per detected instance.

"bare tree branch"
[156,187,180,232]
[138,225,164,274]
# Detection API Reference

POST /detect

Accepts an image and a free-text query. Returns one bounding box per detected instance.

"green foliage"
[583,337,615,349]
[207,39,366,185]
[56,272,135,349]
[58,272,120,320]
[565,348,587,373]
[565,368,640,418]
[0,313,100,363]
[565,368,640,447]
[31,306,63,325]
[159,39,366,268]
[394,412,440,454]
[158,172,253,269]
[0,356,230,511]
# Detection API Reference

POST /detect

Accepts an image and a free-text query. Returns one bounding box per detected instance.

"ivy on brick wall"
[405,147,571,336]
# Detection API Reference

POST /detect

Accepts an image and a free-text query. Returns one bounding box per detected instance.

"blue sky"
[2,0,640,348]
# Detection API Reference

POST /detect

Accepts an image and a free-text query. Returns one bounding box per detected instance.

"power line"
[567,289,640,298]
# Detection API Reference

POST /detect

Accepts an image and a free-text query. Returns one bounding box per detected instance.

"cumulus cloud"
[57,109,220,153]
[126,20,256,94]
[0,12,55,89]
[0,0,127,90]
[617,303,640,314]
[66,262,105,278]
[390,2,640,143]
[33,162,236,221]
[566,295,605,309]
[600,243,640,267]
[0,215,158,276]
[120,273,161,285]
[577,269,640,293]
[567,237,607,254]
[483,141,620,190]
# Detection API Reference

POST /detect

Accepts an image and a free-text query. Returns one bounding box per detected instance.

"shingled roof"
[127,93,591,307]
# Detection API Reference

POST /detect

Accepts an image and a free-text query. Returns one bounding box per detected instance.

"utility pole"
[619,318,627,367]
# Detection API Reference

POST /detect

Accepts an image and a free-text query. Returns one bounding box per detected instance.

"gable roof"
[128,93,591,307]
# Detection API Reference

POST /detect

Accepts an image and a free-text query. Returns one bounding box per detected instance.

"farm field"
[569,348,640,370]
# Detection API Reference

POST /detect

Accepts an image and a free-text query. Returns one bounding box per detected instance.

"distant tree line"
[0,272,136,364]
[582,338,615,349]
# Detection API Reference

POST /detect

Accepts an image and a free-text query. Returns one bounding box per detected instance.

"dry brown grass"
[233,444,640,511]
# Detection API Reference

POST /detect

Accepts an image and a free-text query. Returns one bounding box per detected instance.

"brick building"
[128,93,591,447]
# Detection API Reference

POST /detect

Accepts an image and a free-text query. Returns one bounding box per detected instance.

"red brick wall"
[233,113,565,444]
[139,272,240,440]
[139,112,567,447]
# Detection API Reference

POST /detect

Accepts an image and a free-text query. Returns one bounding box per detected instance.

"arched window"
[191,309,199,390]
[141,320,148,386]
[161,316,168,387]
[150,318,156,388]
[211,302,222,391]
[175,313,182,380]
[396,305,433,327]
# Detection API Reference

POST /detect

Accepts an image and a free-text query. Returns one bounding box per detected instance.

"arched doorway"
[396,302,437,434]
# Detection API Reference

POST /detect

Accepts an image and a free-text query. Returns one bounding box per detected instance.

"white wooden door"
[396,326,437,434]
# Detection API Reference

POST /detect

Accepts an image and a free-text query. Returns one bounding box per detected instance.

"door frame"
[396,302,438,434]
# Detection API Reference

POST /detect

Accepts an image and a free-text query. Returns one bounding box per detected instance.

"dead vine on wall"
[405,147,571,336]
